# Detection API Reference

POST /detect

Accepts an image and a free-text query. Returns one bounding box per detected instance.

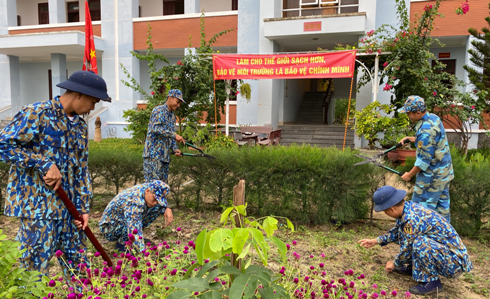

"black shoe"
[409,279,444,295]
[393,266,413,276]
[115,242,126,252]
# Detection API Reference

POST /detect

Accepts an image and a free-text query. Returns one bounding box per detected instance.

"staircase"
[278,123,355,148]
[294,92,325,124]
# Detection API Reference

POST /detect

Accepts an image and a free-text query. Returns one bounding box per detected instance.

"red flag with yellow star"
[82,0,97,73]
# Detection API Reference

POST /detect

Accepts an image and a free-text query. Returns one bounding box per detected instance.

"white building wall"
[200,0,232,13]
[138,0,163,18]
[17,0,46,26]
[280,79,309,123]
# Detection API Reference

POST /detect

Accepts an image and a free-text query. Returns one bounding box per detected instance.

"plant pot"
[396,149,416,165]
[387,151,399,163]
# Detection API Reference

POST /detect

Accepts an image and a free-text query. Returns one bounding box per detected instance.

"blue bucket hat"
[147,180,170,207]
[373,186,407,212]
[167,89,185,103]
[57,71,111,102]
[397,95,426,113]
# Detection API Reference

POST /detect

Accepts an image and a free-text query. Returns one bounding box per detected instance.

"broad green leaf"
[220,207,233,224]
[201,290,222,299]
[232,228,249,255]
[286,219,295,232]
[236,205,247,216]
[248,227,264,244]
[209,229,234,252]
[197,260,219,278]
[166,290,193,299]
[203,229,223,261]
[262,217,278,236]
[237,243,251,260]
[219,265,242,276]
[205,268,222,282]
[172,278,210,292]
[244,257,252,269]
[269,236,287,263]
[229,274,259,299]
[244,265,273,278]
[208,282,223,291]
[195,229,207,265]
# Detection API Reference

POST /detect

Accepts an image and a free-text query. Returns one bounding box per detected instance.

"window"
[67,1,80,22]
[232,0,238,11]
[38,3,49,25]
[163,0,184,15]
[283,0,358,17]
[88,0,101,21]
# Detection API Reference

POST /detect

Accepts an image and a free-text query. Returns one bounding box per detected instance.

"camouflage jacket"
[143,103,178,163]
[414,112,454,186]
[377,202,472,271]
[0,96,91,219]
[99,183,169,252]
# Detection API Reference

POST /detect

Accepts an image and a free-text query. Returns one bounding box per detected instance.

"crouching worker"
[99,180,173,252]
[358,186,473,296]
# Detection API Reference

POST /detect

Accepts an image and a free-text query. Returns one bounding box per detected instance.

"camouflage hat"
[397,95,427,113]
[147,180,170,207]
[167,89,185,103]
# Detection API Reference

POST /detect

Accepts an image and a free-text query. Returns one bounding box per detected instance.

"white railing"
[282,0,359,17]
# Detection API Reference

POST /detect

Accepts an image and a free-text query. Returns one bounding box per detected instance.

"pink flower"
[176,227,182,232]
[404,292,411,298]
[367,30,375,37]
[55,250,63,258]
[151,91,155,95]
[292,240,297,245]
[177,60,183,65]
[471,105,475,109]
[451,104,455,108]
[383,83,392,91]
[391,290,397,297]
[378,49,382,54]
[462,2,469,14]
[424,4,433,12]
[433,91,437,96]
[236,91,240,95]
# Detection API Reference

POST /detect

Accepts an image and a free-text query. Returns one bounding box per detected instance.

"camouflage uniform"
[143,92,181,183]
[377,201,473,282]
[398,96,454,222]
[99,181,169,252]
[0,96,91,276]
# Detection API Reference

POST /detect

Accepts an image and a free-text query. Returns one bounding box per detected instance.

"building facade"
[0,0,488,147]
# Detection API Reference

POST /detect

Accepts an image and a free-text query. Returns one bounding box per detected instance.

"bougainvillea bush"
[37,207,411,299]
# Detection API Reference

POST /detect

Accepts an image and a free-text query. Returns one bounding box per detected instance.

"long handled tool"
[56,187,113,268]
[354,139,410,176]
[174,142,217,162]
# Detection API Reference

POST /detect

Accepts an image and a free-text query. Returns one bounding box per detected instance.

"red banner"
[212,51,356,80]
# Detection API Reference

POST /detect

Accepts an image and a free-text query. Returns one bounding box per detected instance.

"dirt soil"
[2,192,489,299]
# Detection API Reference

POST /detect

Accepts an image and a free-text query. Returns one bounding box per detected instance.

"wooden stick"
[56,187,113,268]
[230,180,245,271]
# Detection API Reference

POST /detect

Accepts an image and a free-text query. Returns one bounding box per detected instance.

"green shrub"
[88,139,144,194]
[170,145,376,224]
[0,229,51,298]
[334,98,356,125]
[397,148,490,237]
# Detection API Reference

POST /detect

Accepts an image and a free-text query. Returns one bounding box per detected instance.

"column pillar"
[51,53,67,98]
[49,0,66,24]
[185,0,200,14]
[0,1,18,117]
[101,0,140,138]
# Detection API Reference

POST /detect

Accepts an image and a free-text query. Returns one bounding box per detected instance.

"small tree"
[463,3,490,112]
[354,0,488,155]
[122,13,240,143]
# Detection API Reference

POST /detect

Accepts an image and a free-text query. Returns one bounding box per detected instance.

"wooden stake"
[230,180,245,271]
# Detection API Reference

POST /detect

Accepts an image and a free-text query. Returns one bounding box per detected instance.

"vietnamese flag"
[82,0,97,73]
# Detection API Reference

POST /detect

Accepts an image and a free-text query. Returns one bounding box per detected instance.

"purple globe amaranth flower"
[391,290,397,297]
[55,250,63,258]
[310,266,315,270]
[67,293,76,299]
[94,252,100,257]
[170,269,178,276]
[204,259,209,263]
[371,293,379,299]
[183,250,189,254]
[294,278,299,283]
[133,229,138,234]
[142,295,147,298]
[381,290,387,296]
[372,284,378,289]
[304,276,310,282]
[323,294,329,298]
[147,279,154,286]
[310,255,314,258]
[404,292,411,298]
[349,281,355,288]
[176,227,182,232]
[79,249,85,253]
[48,280,56,287]
[286,244,290,250]
[292,240,297,245]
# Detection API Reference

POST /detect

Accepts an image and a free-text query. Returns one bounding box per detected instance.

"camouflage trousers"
[144,158,169,183]
[15,217,87,277]
[411,235,464,282]
[412,180,451,223]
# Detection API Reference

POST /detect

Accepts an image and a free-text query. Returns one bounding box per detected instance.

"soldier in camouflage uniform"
[143,89,185,183]
[359,186,473,295]
[397,96,454,222]
[0,71,111,276]
[99,180,173,252]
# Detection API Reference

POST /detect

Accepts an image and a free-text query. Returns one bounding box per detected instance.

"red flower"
[433,91,437,96]
[151,91,155,95]
[383,62,388,67]
[471,105,475,109]
[236,91,240,95]
[177,60,183,65]
[424,4,433,12]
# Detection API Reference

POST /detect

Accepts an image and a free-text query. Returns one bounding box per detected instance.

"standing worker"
[143,89,186,183]
[0,71,111,276]
[397,95,454,222]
